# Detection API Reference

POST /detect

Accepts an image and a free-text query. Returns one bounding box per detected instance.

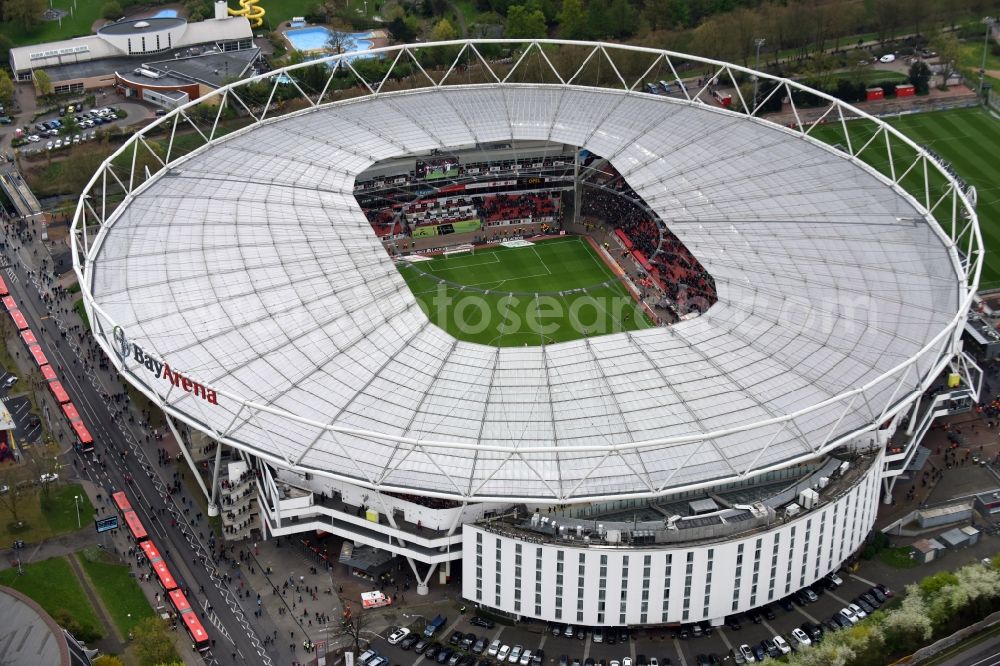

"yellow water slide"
[228,0,265,28]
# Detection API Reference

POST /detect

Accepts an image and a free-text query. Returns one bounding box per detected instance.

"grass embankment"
[77,546,155,636]
[0,483,95,545]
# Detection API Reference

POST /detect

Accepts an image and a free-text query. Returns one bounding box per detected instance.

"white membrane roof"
[87,85,962,501]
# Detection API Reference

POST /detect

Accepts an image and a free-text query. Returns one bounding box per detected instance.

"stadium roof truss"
[72,40,981,503]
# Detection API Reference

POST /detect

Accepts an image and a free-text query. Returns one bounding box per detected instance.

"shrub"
[101,1,123,20]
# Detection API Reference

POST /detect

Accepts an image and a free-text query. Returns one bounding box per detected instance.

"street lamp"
[753,38,766,114]
[980,17,996,100]
[74,494,81,528]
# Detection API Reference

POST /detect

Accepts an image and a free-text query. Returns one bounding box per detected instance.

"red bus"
[0,276,8,296]
[49,380,70,404]
[20,329,37,345]
[168,589,210,653]
[121,509,148,542]
[40,364,57,381]
[111,491,132,513]
[10,310,27,330]
[28,344,47,367]
[139,540,177,591]
[72,420,94,454]
[2,296,15,311]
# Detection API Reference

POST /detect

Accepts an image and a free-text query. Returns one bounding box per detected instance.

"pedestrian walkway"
[66,552,127,655]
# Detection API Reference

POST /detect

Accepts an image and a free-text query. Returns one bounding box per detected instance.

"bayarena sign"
[112,325,219,406]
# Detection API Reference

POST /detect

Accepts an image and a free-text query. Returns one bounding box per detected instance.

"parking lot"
[14,100,151,156]
[367,571,892,666]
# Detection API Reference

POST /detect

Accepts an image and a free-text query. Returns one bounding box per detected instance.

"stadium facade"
[74,40,982,626]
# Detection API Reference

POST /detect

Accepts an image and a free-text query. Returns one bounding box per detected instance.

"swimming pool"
[151,9,178,18]
[285,27,375,55]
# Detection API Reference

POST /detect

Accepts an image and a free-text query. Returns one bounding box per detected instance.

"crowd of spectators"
[580,167,717,314]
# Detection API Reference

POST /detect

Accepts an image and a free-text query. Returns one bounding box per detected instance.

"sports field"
[397,236,654,346]
[808,107,1000,288]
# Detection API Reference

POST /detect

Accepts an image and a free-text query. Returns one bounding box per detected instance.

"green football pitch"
[396,236,655,346]
[807,107,1000,288]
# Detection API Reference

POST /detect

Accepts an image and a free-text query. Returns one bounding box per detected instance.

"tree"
[881,590,932,654]
[3,0,46,31]
[327,30,357,55]
[92,656,125,666]
[557,0,587,39]
[33,69,53,97]
[431,18,458,42]
[931,30,961,88]
[0,70,14,109]
[908,60,931,94]
[0,35,13,71]
[606,0,640,39]
[100,1,122,19]
[132,617,178,666]
[505,4,547,39]
[0,465,31,527]
[336,603,373,655]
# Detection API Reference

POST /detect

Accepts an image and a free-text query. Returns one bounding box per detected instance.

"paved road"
[0,231,280,665]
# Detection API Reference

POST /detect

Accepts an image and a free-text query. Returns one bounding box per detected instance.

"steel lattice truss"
[72,40,981,502]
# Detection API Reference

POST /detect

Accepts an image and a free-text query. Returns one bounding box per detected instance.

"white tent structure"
[74,40,980,505]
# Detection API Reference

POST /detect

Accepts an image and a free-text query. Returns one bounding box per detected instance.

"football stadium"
[74,40,982,626]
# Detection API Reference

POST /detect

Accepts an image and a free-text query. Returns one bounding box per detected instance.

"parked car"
[39,473,59,483]
[762,638,780,658]
[531,649,545,666]
[738,644,754,662]
[747,609,763,623]
[487,640,501,657]
[436,647,454,664]
[497,645,511,662]
[508,645,523,664]
[725,615,742,631]
[762,605,776,621]
[751,643,765,661]
[424,644,441,660]
[790,628,812,647]
[773,635,792,654]
[388,627,410,645]
[472,637,486,654]
[564,625,575,638]
[594,628,604,643]
[860,592,880,609]
[879,53,896,63]
[832,613,853,629]
[400,633,420,650]
[870,587,887,604]
[471,616,495,629]
[876,583,894,598]
[461,633,476,650]
[414,639,430,654]
[520,650,533,666]
[849,602,868,619]
[550,623,563,636]
[803,587,820,602]
[449,631,464,646]
[839,607,859,625]
[802,622,822,642]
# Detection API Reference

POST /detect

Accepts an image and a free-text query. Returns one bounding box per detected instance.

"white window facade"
[462,450,881,626]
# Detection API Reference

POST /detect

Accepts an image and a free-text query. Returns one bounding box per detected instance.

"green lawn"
[397,236,654,346]
[0,556,103,638]
[0,0,106,46]
[77,548,155,636]
[807,107,1000,288]
[74,298,91,331]
[879,546,920,568]
[0,482,95,545]
[840,69,909,84]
